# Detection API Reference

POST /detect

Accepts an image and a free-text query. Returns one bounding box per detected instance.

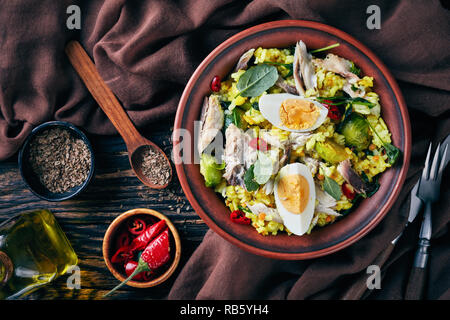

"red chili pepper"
[104,229,171,297]
[116,232,130,248]
[140,229,171,269]
[211,75,221,92]
[322,100,341,121]
[249,137,269,152]
[111,246,133,264]
[230,210,251,225]
[342,182,356,200]
[124,260,152,281]
[127,218,147,235]
[129,219,167,253]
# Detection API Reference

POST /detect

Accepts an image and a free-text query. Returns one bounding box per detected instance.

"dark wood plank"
[0,119,208,300]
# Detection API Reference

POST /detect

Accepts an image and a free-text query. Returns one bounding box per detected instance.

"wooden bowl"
[173,20,411,260]
[103,208,181,288]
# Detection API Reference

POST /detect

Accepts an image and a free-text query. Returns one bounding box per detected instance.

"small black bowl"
[18,121,95,201]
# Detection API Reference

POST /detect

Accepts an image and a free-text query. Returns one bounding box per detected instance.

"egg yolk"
[279,99,319,130]
[277,174,309,214]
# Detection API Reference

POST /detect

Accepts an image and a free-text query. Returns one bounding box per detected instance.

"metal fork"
[405,142,448,300]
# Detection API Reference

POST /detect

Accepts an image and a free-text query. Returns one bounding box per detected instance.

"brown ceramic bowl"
[103,208,181,288]
[174,20,411,260]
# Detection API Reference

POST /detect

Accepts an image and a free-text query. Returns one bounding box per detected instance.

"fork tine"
[430,143,441,180]
[438,144,448,176]
[422,143,432,180]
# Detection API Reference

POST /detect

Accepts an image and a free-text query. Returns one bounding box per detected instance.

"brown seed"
[27,127,91,193]
[138,146,171,186]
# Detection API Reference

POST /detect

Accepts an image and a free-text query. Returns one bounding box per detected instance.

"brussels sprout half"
[315,139,349,164]
[341,113,371,151]
[200,153,225,187]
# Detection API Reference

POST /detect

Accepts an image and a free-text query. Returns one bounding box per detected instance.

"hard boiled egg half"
[259,93,328,132]
[274,163,316,236]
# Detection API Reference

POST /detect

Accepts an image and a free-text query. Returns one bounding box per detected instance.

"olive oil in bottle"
[0,209,78,299]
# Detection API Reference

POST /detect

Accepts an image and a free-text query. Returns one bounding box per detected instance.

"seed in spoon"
[139,146,171,186]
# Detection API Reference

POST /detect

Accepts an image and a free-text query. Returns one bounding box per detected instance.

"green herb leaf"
[317,96,374,108]
[244,164,259,192]
[231,108,242,128]
[220,100,231,110]
[224,113,233,131]
[323,176,342,201]
[238,205,252,214]
[252,102,259,111]
[317,96,348,102]
[367,184,379,198]
[240,102,253,111]
[360,171,370,183]
[224,107,247,130]
[365,119,402,165]
[253,152,273,185]
[263,61,292,68]
[309,43,340,54]
[350,62,361,76]
[351,97,374,108]
[360,172,380,198]
[336,104,353,132]
[286,68,293,77]
[384,143,401,165]
[237,65,278,97]
[263,61,293,77]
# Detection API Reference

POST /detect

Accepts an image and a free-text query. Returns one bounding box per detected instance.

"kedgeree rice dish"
[197,40,401,237]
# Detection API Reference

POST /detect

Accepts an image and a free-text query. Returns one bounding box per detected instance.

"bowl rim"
[18,120,96,202]
[174,20,411,260]
[102,208,182,288]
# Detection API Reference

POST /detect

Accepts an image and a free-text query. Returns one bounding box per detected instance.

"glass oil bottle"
[0,209,78,299]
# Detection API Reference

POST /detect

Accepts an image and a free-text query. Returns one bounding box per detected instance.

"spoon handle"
[65,41,145,150]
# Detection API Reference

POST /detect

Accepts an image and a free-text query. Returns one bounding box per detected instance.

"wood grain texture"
[0,120,208,300]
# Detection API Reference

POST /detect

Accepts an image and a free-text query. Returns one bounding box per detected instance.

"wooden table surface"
[0,118,209,299]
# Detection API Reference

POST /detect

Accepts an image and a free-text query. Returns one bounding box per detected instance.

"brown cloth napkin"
[0,0,449,299]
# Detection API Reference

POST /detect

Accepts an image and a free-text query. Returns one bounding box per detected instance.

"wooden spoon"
[65,41,172,189]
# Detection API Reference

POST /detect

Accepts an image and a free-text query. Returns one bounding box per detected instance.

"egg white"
[259,93,328,132]
[274,163,316,236]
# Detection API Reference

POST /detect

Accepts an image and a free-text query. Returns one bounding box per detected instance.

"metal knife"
[342,134,450,300]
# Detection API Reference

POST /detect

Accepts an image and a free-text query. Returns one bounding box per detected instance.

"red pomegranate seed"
[211,76,221,92]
